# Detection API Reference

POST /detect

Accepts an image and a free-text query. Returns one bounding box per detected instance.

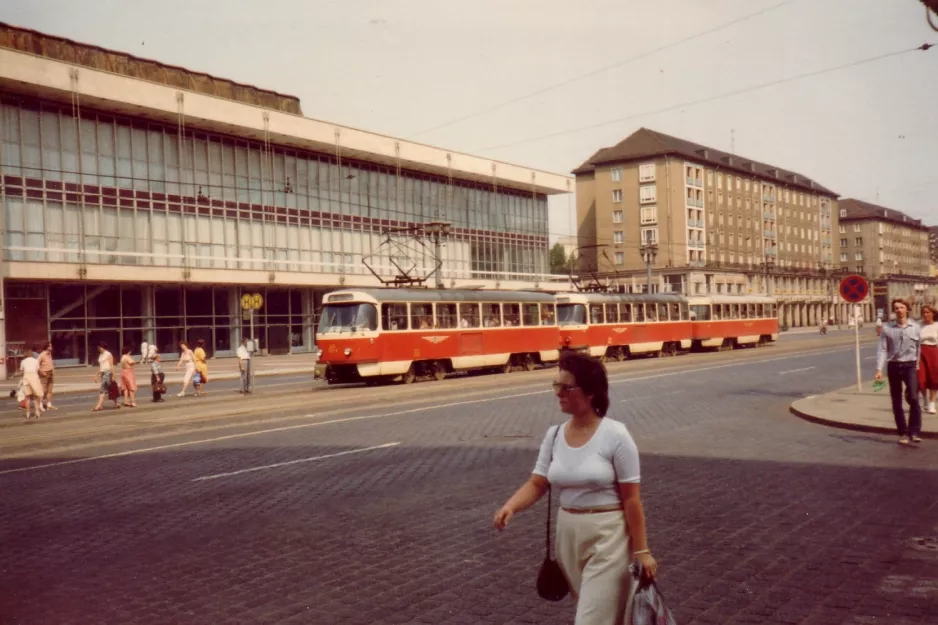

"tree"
[549,242,573,275]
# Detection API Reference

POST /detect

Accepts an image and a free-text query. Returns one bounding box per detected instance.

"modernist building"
[0,24,570,372]
[572,127,865,328]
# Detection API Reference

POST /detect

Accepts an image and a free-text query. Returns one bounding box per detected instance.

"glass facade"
[0,93,549,281]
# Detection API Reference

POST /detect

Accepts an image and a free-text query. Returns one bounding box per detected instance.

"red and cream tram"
[556,293,693,360]
[686,295,778,350]
[315,288,560,384]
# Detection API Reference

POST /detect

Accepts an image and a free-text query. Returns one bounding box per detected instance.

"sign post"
[839,275,870,391]
[240,292,264,390]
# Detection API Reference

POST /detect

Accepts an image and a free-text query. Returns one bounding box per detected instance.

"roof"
[0,21,302,115]
[324,288,556,304]
[572,127,837,197]
[838,199,928,231]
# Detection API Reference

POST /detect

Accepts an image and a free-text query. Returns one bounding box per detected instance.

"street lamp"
[764,256,775,295]
[641,243,658,294]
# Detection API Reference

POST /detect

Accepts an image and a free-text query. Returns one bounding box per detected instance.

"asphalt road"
[2,331,937,625]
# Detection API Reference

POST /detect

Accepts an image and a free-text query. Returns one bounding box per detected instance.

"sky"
[2,0,936,242]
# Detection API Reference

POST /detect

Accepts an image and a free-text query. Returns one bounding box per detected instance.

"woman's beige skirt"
[556,509,631,625]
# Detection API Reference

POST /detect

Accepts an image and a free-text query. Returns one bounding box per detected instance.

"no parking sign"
[838,274,868,391]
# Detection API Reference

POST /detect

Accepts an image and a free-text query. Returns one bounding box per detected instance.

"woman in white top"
[92,342,118,411]
[918,306,938,414]
[176,340,196,397]
[494,352,657,625]
[19,343,44,420]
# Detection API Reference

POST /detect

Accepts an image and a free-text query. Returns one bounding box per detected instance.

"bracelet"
[632,549,651,556]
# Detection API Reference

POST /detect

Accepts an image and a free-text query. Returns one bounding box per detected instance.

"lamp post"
[764,256,775,295]
[641,243,658,294]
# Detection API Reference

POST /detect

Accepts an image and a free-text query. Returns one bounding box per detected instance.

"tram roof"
[555,293,687,304]
[324,288,556,304]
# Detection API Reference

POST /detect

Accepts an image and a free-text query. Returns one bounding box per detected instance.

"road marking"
[192,442,400,482]
[0,346,860,476]
[779,367,816,375]
[620,390,684,403]
[864,356,875,361]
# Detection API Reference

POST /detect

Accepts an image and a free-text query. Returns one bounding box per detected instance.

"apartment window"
[718,192,724,205]
[641,205,657,224]
[641,227,658,245]
[612,210,623,224]
[853,223,861,232]
[841,253,848,262]
[839,208,846,218]
[840,238,847,247]
[855,237,863,246]
[839,225,846,233]
[611,167,622,182]
[614,231,624,244]
[855,251,863,261]
[612,189,623,203]
[736,177,741,190]
[745,180,750,191]
[717,173,724,188]
[639,163,656,182]
[615,251,624,265]
[707,170,713,186]
[639,185,656,203]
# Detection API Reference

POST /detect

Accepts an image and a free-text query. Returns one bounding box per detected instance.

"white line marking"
[193,442,400,482]
[0,347,855,476]
[779,367,816,375]
[864,356,875,360]
[620,390,684,403]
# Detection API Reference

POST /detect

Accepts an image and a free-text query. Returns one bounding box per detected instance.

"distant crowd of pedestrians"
[17,337,254,420]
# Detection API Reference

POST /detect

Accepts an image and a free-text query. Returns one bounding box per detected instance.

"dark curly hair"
[558,351,610,417]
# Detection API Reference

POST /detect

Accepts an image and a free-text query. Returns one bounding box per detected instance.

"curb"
[789,401,938,439]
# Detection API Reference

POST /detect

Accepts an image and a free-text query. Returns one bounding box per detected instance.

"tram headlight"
[344,347,352,356]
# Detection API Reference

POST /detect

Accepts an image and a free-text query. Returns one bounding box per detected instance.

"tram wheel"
[614,347,627,362]
[432,361,447,381]
[402,366,416,384]
[662,342,676,357]
[502,360,513,374]
[522,354,536,372]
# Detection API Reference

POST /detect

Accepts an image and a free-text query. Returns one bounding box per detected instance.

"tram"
[686,295,779,350]
[314,288,561,384]
[556,293,693,360]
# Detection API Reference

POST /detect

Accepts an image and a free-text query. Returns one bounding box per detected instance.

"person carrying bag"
[494,352,659,625]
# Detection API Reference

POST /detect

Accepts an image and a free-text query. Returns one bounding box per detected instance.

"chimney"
[696,149,709,159]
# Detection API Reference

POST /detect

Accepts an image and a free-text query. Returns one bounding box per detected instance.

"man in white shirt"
[237,337,252,394]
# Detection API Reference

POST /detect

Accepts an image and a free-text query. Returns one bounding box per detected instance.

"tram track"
[0,333,873,460]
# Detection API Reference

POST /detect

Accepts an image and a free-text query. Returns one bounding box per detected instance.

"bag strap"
[545,424,562,559]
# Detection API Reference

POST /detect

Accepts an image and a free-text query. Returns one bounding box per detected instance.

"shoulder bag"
[536,424,570,602]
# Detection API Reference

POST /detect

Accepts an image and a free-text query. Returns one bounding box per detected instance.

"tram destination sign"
[839,274,870,304]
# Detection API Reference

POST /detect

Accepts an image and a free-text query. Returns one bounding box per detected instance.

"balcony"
[764,229,776,238]
[697,219,704,228]
[695,178,703,187]
[685,196,695,207]
[763,211,776,220]
[686,177,694,186]
[696,198,704,208]
[766,248,778,256]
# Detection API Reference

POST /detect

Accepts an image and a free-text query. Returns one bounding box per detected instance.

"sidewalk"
[2,352,319,395]
[790,385,937,438]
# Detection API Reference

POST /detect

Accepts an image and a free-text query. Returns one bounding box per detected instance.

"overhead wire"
[474,43,936,153]
[407,0,799,139]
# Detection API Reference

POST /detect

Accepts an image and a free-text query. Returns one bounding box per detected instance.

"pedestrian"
[875,298,922,445]
[92,342,119,411]
[917,305,938,415]
[237,337,252,394]
[176,340,195,397]
[120,346,138,408]
[148,345,166,403]
[493,352,658,624]
[37,341,56,410]
[193,338,209,396]
[19,343,44,420]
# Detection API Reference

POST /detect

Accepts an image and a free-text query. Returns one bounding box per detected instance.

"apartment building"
[572,128,859,328]
[837,199,930,278]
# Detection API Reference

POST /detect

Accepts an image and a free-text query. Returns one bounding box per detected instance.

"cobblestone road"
[2,335,936,625]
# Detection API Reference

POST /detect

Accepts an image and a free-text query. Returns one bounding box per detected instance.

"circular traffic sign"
[252,293,264,309]
[839,274,870,303]
[240,294,253,310]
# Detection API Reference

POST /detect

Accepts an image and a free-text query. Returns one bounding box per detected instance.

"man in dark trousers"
[875,298,922,445]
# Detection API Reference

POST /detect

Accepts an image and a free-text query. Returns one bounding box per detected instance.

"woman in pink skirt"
[918,306,938,414]
[120,345,139,408]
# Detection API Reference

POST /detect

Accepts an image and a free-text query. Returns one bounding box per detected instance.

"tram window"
[503,303,521,326]
[411,303,433,329]
[541,304,557,325]
[770,304,777,317]
[458,303,480,328]
[634,304,645,322]
[620,303,632,322]
[655,303,667,321]
[756,304,764,317]
[712,305,722,320]
[722,304,731,319]
[381,303,408,331]
[522,303,539,326]
[645,305,657,322]
[747,304,756,318]
[670,303,681,321]
[740,305,748,319]
[436,303,458,329]
[680,303,690,320]
[483,303,502,327]
[730,304,740,319]
[589,304,605,324]
[691,305,710,321]
[605,304,619,324]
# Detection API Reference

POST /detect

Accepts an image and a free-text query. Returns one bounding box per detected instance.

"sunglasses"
[552,382,580,393]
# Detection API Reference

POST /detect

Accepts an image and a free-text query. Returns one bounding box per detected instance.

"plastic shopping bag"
[628,562,678,625]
